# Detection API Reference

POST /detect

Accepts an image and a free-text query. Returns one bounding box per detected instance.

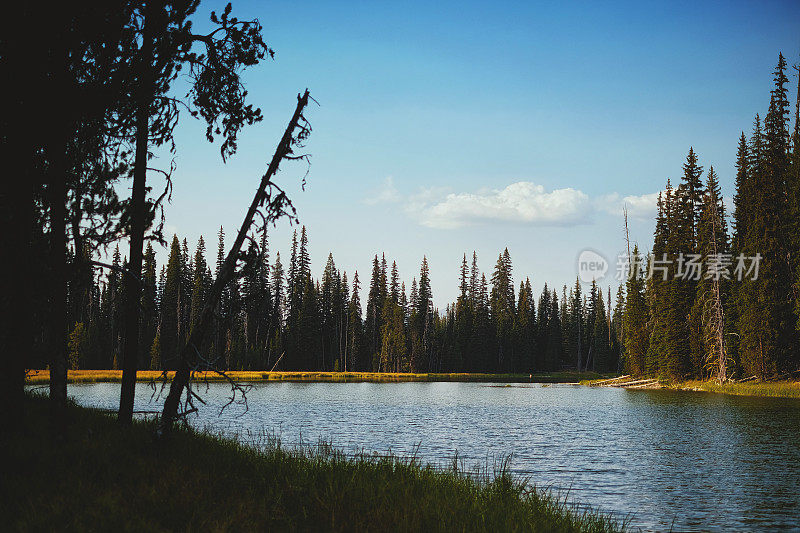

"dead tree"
[702,195,728,383]
[158,90,312,434]
[624,205,631,263]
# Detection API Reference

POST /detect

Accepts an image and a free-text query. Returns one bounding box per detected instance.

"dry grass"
[579,375,800,399]
[25,369,604,385]
[677,379,800,399]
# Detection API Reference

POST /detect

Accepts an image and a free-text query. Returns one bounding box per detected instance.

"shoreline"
[24,369,608,385]
[28,370,799,399]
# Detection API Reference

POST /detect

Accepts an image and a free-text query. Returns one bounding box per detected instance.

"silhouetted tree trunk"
[0,5,39,429]
[119,2,154,425]
[1,153,34,432]
[48,80,69,429]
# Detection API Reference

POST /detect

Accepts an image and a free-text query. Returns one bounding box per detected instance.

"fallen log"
[591,375,631,385]
[612,378,658,387]
[626,381,662,389]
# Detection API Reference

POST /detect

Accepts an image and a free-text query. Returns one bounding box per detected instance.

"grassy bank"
[674,379,800,398]
[580,375,800,399]
[25,369,605,385]
[2,395,623,532]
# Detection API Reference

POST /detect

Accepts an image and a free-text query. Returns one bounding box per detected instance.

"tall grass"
[2,394,625,532]
[680,380,800,399]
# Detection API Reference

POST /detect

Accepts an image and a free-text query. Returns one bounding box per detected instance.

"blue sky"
[135,0,800,307]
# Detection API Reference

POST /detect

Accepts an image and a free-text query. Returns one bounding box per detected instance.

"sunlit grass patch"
[577,374,800,399]
[679,380,800,398]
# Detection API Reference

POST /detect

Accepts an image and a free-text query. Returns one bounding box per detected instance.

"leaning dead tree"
[159,89,312,434]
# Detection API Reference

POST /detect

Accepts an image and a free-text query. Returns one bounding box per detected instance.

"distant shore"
[28,370,799,398]
[25,369,608,385]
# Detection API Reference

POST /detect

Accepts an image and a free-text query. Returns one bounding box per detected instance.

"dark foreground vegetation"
[2,395,623,532]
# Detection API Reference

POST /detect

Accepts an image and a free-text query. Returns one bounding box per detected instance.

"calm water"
[56,381,800,531]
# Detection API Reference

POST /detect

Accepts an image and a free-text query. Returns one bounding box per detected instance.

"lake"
[55,381,800,531]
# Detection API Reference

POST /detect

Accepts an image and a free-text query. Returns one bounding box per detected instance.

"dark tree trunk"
[48,143,69,430]
[119,5,154,424]
[1,153,34,431]
[1,3,49,430]
[47,41,73,433]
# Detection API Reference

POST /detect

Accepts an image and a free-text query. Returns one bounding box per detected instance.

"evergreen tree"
[365,255,383,370]
[287,229,298,322]
[738,55,796,377]
[269,252,285,368]
[536,283,552,370]
[732,134,751,253]
[490,250,515,372]
[380,254,388,302]
[412,256,433,372]
[590,286,609,371]
[547,288,563,370]
[514,278,535,372]
[646,189,670,377]
[623,246,649,375]
[567,277,583,370]
[298,226,311,282]
[390,260,400,304]
[321,253,338,370]
[272,252,285,326]
[681,147,705,242]
[140,242,158,369]
[296,277,321,370]
[380,295,406,372]
[189,235,211,334]
[417,256,432,316]
[161,235,182,368]
[471,273,493,372]
[348,271,364,371]
[611,284,625,371]
[469,251,480,303]
[454,254,473,372]
[668,158,701,379]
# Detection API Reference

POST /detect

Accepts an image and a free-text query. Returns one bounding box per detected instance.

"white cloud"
[364,176,663,229]
[409,181,590,229]
[596,191,661,220]
[364,176,401,205]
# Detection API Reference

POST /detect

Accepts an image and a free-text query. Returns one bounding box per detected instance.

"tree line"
[58,226,623,375]
[622,53,800,381]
